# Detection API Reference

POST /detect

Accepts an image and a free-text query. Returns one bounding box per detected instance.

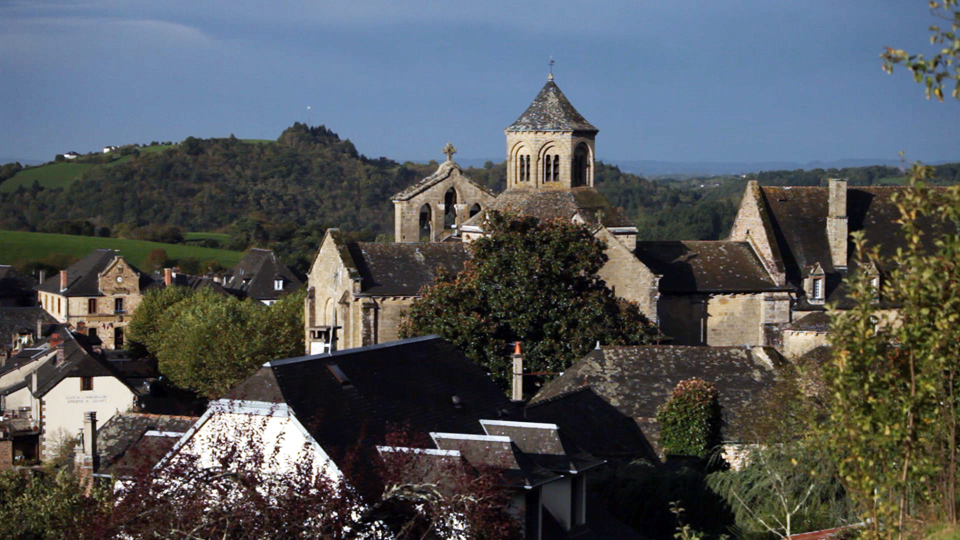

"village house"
[221,248,303,305]
[0,325,139,462]
[37,249,156,350]
[168,336,637,539]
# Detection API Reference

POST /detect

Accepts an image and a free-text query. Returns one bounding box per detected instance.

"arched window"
[544,153,553,182]
[419,204,432,242]
[444,188,458,229]
[515,148,531,183]
[573,143,589,186]
[553,155,560,182]
[469,203,481,217]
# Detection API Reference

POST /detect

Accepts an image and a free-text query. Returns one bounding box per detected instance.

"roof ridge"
[267,334,443,368]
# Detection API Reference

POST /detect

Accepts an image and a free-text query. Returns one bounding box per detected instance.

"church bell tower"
[505,72,598,190]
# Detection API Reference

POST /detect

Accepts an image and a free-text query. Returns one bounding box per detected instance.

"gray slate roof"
[531,345,782,443]
[461,187,634,230]
[36,249,153,297]
[0,266,37,306]
[0,307,54,346]
[635,241,790,293]
[391,160,497,202]
[222,248,303,301]
[348,242,470,296]
[507,79,597,133]
[96,412,198,477]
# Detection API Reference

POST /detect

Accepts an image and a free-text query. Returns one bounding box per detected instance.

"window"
[88,327,97,338]
[544,154,553,182]
[81,377,93,391]
[812,278,823,301]
[274,278,284,291]
[114,298,124,313]
[871,275,881,300]
[553,155,560,182]
[57,297,61,314]
[114,327,124,348]
[88,298,97,314]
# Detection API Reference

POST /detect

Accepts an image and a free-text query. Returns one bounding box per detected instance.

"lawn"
[0,230,244,270]
[185,232,232,242]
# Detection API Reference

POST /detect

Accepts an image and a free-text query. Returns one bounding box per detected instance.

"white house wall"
[41,376,136,460]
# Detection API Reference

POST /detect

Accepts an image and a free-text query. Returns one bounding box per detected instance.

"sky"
[1,0,958,165]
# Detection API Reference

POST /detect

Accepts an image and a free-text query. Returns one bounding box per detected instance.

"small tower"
[505,72,598,190]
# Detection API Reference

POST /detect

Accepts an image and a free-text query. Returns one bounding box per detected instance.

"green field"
[0,230,244,270]
[185,232,231,242]
[0,144,180,193]
[0,163,94,193]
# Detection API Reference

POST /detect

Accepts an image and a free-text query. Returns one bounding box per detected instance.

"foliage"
[0,230,242,270]
[399,212,658,386]
[144,248,169,272]
[593,459,734,540]
[707,442,858,539]
[125,285,197,360]
[882,1,960,101]
[0,469,111,540]
[148,287,306,398]
[821,170,960,538]
[656,379,723,459]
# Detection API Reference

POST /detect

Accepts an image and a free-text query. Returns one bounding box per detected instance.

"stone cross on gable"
[442,143,457,162]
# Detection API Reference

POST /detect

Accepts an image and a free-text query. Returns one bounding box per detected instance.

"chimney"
[82,412,98,472]
[164,267,173,287]
[38,269,45,285]
[827,178,848,269]
[59,270,68,292]
[36,318,43,341]
[512,341,524,402]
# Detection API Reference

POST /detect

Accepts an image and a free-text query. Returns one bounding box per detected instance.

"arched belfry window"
[443,188,458,229]
[544,153,553,182]
[419,204,432,242]
[553,155,560,182]
[515,148,531,183]
[573,144,589,187]
[469,203,481,218]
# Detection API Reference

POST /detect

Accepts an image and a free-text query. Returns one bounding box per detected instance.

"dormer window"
[871,275,881,301]
[812,277,824,302]
[274,278,284,291]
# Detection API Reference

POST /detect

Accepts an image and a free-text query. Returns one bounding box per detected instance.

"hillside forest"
[1,123,958,273]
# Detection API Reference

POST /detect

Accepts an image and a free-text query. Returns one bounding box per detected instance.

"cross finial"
[548,57,555,80]
[442,142,457,162]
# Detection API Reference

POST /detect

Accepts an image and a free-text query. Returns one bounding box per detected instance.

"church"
[304,73,921,357]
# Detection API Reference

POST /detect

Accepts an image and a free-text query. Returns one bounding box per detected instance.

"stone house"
[303,229,469,353]
[37,249,155,350]
[221,248,303,305]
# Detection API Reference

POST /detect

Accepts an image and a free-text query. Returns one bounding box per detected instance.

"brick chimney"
[512,341,524,402]
[827,178,848,269]
[164,267,173,287]
[59,270,68,292]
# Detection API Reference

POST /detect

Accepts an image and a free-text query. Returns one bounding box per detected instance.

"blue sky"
[1,0,957,164]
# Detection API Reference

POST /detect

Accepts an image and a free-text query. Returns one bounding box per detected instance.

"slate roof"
[524,387,658,462]
[36,249,153,297]
[761,186,954,282]
[31,328,135,397]
[0,307,54,346]
[96,412,198,477]
[479,419,605,475]
[461,187,635,230]
[431,434,560,489]
[222,248,303,301]
[225,336,519,487]
[531,346,782,443]
[507,79,598,133]
[635,241,790,293]
[391,160,497,202]
[783,311,832,333]
[347,242,470,296]
[145,273,230,295]
[0,266,37,306]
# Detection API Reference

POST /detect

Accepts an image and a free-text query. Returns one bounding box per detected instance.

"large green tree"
[128,286,306,399]
[399,212,658,386]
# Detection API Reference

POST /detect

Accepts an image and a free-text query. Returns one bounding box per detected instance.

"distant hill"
[607,159,917,177]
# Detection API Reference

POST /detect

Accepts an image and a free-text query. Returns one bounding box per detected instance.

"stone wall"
[782,330,829,359]
[660,293,786,347]
[505,131,595,189]
[394,167,495,243]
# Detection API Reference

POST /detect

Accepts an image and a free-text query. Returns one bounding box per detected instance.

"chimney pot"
[59,270,67,291]
[164,267,173,286]
[512,341,524,402]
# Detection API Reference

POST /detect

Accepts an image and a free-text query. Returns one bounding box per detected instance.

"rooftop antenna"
[548,57,555,80]
[307,106,311,127]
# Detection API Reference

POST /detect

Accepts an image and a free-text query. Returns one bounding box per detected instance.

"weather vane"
[548,57,555,80]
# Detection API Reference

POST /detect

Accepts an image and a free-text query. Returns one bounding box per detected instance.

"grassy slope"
[0,230,244,269]
[184,232,231,242]
[0,144,178,193]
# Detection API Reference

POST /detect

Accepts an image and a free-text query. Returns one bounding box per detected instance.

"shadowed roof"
[37,249,153,297]
[531,345,782,443]
[635,240,789,293]
[222,248,303,301]
[96,412,198,477]
[461,187,634,230]
[507,79,597,132]
[348,242,469,296]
